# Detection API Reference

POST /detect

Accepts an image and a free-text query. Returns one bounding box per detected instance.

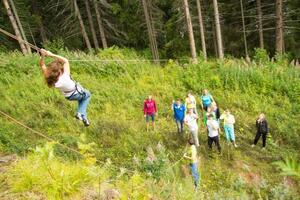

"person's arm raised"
[43,49,70,75]
[39,50,47,76]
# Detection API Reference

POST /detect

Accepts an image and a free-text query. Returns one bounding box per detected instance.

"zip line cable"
[0,110,83,156]
[0,109,186,173]
[0,27,189,63]
[0,27,41,52]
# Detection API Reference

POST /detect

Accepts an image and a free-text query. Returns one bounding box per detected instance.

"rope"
[0,110,83,156]
[0,27,40,52]
[68,59,176,62]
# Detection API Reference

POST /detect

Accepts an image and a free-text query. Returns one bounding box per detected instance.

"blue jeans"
[190,163,200,187]
[175,119,184,134]
[67,88,91,119]
[224,125,235,142]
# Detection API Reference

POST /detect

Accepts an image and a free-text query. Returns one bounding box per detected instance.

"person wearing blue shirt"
[200,89,215,111]
[172,99,186,135]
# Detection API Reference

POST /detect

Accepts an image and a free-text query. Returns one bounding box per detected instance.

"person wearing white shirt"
[220,109,237,147]
[206,114,221,153]
[184,109,199,146]
[39,49,91,126]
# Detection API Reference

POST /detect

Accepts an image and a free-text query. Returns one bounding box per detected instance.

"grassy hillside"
[0,48,299,199]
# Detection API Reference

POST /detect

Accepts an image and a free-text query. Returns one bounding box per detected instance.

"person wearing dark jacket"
[252,113,269,149]
[211,102,221,123]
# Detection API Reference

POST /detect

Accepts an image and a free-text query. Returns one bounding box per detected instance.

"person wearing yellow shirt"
[184,138,200,190]
[185,91,197,114]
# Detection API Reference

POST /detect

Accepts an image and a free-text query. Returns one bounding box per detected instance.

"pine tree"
[212,0,224,59]
[183,0,197,62]
[3,0,28,54]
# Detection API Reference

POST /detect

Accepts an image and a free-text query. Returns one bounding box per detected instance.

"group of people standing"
[37,49,269,191]
[143,90,269,190]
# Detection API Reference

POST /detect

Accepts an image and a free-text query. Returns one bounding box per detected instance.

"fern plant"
[273,157,300,179]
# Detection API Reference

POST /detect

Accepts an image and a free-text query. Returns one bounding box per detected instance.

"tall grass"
[0,47,299,199]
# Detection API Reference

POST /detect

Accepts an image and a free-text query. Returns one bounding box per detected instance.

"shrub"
[254,48,270,64]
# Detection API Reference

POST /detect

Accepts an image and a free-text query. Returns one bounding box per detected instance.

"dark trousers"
[254,132,267,147]
[208,136,221,152]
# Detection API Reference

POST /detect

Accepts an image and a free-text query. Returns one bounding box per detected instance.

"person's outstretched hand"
[40,49,47,57]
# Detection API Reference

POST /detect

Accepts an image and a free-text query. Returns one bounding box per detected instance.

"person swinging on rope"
[39,49,91,126]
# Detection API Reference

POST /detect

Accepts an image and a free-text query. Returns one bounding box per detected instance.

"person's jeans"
[190,162,200,187]
[175,119,184,134]
[67,88,91,119]
[224,125,235,142]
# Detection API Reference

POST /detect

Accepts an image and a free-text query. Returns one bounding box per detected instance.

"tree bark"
[31,0,47,43]
[93,0,107,48]
[212,0,224,59]
[256,0,264,49]
[240,0,248,58]
[141,0,160,65]
[275,0,284,54]
[183,0,197,62]
[196,0,207,60]
[211,21,218,58]
[148,0,159,62]
[74,0,92,51]
[9,0,31,53]
[3,0,27,54]
[85,0,99,49]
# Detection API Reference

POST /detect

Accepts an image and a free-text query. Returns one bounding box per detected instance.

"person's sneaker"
[262,147,266,150]
[75,113,83,121]
[82,118,90,126]
[234,144,238,148]
[251,144,255,148]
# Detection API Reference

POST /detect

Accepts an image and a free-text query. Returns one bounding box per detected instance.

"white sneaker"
[251,144,255,148]
[75,113,83,121]
[234,144,238,148]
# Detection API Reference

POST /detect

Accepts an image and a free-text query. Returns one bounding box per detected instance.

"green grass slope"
[0,48,299,199]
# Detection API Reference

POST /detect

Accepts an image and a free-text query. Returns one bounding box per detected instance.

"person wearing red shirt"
[143,95,158,132]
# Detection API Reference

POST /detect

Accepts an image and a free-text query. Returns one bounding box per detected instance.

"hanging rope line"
[0,110,82,156]
[0,27,40,52]
[0,27,190,63]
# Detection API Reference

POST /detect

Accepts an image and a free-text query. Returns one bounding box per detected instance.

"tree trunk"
[93,0,107,48]
[31,0,47,43]
[183,0,197,62]
[141,0,160,65]
[212,0,224,59]
[3,0,27,54]
[85,0,99,49]
[74,0,92,51]
[9,0,31,53]
[256,0,264,49]
[196,0,207,61]
[275,0,284,54]
[211,21,218,58]
[240,0,249,58]
[148,0,159,63]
